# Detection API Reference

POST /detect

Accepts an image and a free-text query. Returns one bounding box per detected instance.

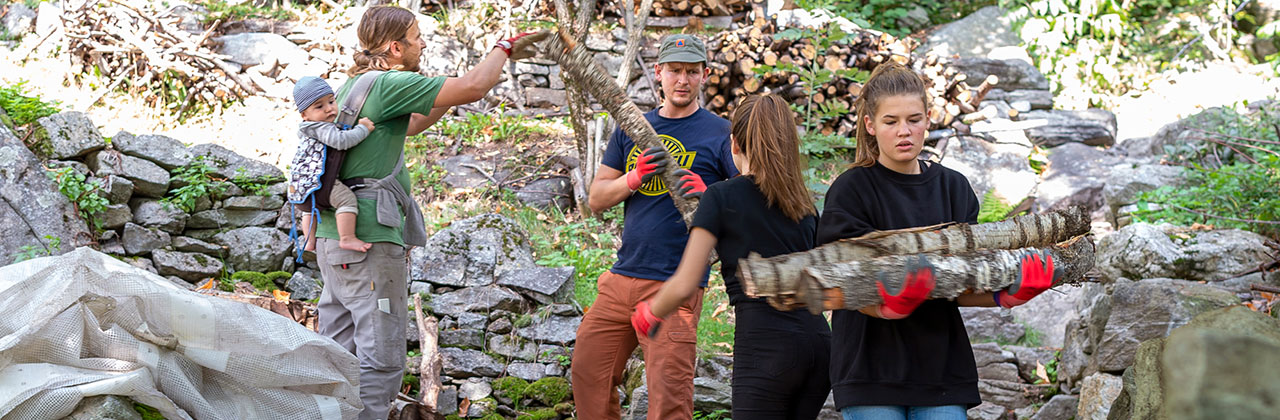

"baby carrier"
[287,71,385,262]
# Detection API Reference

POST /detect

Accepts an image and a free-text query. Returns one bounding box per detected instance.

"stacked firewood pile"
[705,18,1002,135]
[600,0,750,17]
[61,0,255,113]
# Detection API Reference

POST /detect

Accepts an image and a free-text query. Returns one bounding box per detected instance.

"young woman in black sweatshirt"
[632,93,832,420]
[818,62,1056,420]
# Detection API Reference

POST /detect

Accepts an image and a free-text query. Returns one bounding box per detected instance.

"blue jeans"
[841,405,967,420]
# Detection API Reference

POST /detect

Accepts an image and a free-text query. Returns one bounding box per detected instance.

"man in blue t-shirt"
[570,34,738,420]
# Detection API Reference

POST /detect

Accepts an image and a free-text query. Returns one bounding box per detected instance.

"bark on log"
[739,206,1092,302]
[541,29,701,227]
[413,293,443,411]
[787,234,1096,314]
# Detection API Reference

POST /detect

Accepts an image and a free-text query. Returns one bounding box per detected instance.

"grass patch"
[0,81,60,127]
[198,0,294,23]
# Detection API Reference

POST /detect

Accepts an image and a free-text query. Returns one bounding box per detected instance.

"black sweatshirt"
[817,160,982,408]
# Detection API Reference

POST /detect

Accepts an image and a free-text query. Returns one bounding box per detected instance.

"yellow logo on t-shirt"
[626,135,697,196]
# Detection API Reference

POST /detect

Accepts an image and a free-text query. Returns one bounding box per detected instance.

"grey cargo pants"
[316,238,408,420]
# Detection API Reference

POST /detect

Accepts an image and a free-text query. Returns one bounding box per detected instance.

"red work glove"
[494,31,550,60]
[995,252,1056,308]
[876,255,936,319]
[631,301,663,338]
[673,169,707,199]
[626,146,670,190]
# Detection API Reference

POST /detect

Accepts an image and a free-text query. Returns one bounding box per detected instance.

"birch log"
[738,206,1092,300]
[785,234,1096,314]
[541,30,700,227]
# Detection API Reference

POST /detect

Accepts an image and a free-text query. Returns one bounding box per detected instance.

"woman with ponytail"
[817,62,1052,420]
[634,94,832,420]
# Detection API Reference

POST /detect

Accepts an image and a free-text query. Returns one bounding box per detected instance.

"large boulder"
[211,226,293,273]
[1108,306,1280,420]
[940,134,1038,203]
[516,176,573,212]
[1010,284,1085,348]
[430,285,524,317]
[99,203,133,230]
[152,249,224,283]
[438,155,509,190]
[187,209,279,229]
[0,126,91,259]
[86,150,171,198]
[496,266,575,304]
[187,143,285,181]
[213,32,309,67]
[1101,163,1186,229]
[130,198,189,234]
[171,236,225,257]
[37,111,105,159]
[1,3,37,37]
[919,6,1022,59]
[516,315,581,346]
[110,131,192,170]
[959,307,1025,344]
[1096,223,1276,282]
[122,222,170,256]
[1077,373,1123,420]
[410,213,537,288]
[95,174,134,205]
[1022,109,1118,148]
[1062,279,1238,383]
[440,347,504,378]
[1031,395,1078,420]
[692,377,731,413]
[285,270,322,301]
[949,57,1049,91]
[1033,143,1120,214]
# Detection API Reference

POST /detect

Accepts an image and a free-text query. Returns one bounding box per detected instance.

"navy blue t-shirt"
[601,107,738,283]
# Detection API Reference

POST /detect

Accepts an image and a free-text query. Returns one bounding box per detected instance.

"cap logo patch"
[676,39,685,47]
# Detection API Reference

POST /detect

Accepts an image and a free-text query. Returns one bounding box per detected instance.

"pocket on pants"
[369,308,406,370]
[323,241,369,266]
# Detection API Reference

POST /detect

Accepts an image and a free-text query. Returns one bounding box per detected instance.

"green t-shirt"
[315,71,445,246]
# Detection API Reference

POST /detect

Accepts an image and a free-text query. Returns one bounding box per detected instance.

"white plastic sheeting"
[0,247,361,419]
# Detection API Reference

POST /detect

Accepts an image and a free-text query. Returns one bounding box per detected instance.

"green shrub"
[977,190,1019,223]
[1134,100,1280,239]
[199,0,294,23]
[165,156,229,212]
[11,235,61,263]
[0,81,60,127]
[46,166,111,230]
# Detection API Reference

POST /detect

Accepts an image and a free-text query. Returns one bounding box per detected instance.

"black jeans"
[732,302,833,420]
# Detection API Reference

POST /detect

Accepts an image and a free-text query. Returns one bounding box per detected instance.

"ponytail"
[731,94,815,222]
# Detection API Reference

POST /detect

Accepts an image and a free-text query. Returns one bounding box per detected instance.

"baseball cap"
[658,34,707,64]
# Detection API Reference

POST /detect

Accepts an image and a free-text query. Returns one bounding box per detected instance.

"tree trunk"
[739,206,1093,302]
[541,30,701,228]
[553,0,597,217]
[777,234,1096,314]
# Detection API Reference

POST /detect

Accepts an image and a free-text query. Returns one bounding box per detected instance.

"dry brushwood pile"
[62,0,256,114]
[739,206,1099,314]
[705,18,1003,136]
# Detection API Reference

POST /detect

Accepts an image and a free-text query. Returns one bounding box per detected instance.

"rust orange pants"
[571,270,705,420]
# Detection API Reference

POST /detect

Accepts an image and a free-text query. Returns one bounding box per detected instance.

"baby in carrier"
[288,76,374,253]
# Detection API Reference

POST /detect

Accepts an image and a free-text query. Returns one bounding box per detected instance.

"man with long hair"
[572,34,739,420]
[312,7,545,419]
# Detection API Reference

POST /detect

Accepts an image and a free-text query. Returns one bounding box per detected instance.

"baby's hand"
[358,117,375,131]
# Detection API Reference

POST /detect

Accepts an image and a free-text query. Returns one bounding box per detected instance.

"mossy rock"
[492,376,530,401]
[527,377,571,406]
[515,407,559,420]
[228,270,290,292]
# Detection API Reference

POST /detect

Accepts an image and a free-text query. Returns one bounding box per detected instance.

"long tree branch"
[541,29,701,228]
